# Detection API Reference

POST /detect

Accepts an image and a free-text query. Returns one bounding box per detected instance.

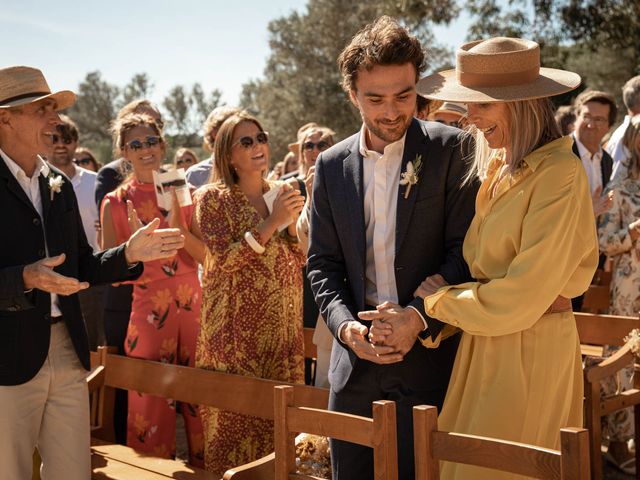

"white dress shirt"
[573,133,603,194]
[70,166,100,252]
[607,115,633,185]
[0,148,62,317]
[360,126,405,306]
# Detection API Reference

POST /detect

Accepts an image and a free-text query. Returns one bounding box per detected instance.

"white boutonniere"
[48,174,64,201]
[399,154,423,199]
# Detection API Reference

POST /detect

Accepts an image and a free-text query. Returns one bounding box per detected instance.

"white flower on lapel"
[399,154,423,199]
[48,174,64,201]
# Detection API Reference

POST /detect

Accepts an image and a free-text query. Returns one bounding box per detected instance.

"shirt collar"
[358,124,407,159]
[522,136,574,172]
[572,132,602,161]
[0,147,49,180]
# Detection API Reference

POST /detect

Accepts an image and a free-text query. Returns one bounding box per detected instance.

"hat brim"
[417,68,581,103]
[0,90,76,110]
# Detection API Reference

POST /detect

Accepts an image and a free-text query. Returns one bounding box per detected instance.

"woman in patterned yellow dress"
[193,111,306,474]
[101,113,205,466]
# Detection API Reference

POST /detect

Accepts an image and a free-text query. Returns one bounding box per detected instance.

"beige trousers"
[0,322,90,480]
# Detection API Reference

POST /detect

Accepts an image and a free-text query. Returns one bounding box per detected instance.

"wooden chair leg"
[585,378,602,480]
[274,386,296,480]
[560,428,590,480]
[413,406,439,480]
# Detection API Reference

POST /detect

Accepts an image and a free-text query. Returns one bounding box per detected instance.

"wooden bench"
[274,385,398,480]
[89,347,329,480]
[413,405,590,479]
[575,312,640,479]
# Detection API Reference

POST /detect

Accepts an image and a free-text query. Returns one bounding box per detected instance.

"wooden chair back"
[413,405,589,479]
[575,312,640,479]
[274,385,398,480]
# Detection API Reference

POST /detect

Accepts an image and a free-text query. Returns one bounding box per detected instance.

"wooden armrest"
[223,452,275,480]
[585,343,635,382]
[86,365,105,393]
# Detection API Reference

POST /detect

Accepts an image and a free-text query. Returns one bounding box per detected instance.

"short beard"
[363,114,412,145]
[50,151,73,166]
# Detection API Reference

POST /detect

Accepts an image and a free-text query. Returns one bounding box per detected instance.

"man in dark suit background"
[0,66,185,479]
[571,89,617,310]
[307,17,477,480]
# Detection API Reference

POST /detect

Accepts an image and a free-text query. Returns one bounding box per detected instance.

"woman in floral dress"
[193,111,306,474]
[101,113,204,466]
[598,116,640,473]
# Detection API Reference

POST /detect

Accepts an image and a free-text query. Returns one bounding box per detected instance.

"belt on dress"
[544,296,572,315]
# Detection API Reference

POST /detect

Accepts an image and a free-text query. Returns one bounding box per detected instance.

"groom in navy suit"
[307,17,478,479]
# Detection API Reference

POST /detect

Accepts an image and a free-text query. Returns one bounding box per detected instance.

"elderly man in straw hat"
[0,65,186,479]
[371,37,599,479]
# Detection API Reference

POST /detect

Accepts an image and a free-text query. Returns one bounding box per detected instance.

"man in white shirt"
[571,89,617,216]
[307,17,477,480]
[608,75,640,184]
[0,65,185,480]
[46,114,105,349]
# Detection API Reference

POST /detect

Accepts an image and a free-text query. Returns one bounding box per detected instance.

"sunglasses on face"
[302,140,330,152]
[74,157,93,166]
[176,157,195,166]
[232,131,269,149]
[51,134,74,145]
[126,136,162,151]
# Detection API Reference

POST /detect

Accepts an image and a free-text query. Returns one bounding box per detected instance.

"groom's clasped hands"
[354,274,448,364]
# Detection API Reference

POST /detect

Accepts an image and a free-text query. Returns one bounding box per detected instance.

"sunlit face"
[49,126,78,166]
[175,152,196,169]
[2,99,61,161]
[350,63,417,151]
[230,121,269,178]
[122,125,164,178]
[466,102,511,150]
[574,101,611,150]
[301,131,333,169]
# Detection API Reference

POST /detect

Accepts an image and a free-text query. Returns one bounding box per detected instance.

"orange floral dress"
[104,179,204,466]
[194,181,305,474]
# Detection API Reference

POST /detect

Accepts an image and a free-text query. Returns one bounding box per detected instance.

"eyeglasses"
[302,140,331,152]
[176,157,195,166]
[126,136,162,151]
[233,131,269,149]
[580,114,608,127]
[74,157,93,166]
[51,134,74,145]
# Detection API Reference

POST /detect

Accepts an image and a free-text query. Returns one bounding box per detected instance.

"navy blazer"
[307,119,478,392]
[0,160,142,386]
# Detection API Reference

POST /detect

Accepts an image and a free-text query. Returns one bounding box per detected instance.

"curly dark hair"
[338,15,425,93]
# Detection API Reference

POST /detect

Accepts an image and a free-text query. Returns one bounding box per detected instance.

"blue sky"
[1,1,471,106]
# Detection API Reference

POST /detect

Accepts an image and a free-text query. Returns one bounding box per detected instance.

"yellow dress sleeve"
[423,157,598,338]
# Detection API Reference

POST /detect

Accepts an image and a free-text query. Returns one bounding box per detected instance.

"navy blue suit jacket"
[307,119,478,392]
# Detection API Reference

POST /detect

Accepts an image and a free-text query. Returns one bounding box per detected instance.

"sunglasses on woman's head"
[302,140,330,152]
[126,136,162,151]
[233,131,269,149]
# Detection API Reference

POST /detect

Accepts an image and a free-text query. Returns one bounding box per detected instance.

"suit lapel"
[38,172,52,221]
[342,137,366,271]
[395,119,426,253]
[0,155,41,218]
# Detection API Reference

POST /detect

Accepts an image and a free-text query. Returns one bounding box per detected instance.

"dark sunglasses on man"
[302,140,330,152]
[73,157,93,167]
[233,131,269,149]
[126,136,162,151]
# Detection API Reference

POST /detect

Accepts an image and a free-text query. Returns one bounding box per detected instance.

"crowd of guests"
[4,14,640,480]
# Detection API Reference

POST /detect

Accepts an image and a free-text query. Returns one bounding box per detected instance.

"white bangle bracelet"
[244,231,265,254]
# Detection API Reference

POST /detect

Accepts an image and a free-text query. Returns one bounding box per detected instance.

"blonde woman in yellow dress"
[369,38,598,479]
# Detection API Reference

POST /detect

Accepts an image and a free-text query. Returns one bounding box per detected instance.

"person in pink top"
[100,113,205,466]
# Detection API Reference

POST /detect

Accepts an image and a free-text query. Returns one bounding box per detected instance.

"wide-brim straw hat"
[0,66,76,110]
[417,37,581,103]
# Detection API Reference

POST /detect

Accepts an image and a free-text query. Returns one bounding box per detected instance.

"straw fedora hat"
[417,37,580,103]
[0,66,75,110]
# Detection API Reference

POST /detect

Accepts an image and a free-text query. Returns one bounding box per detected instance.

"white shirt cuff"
[406,305,428,331]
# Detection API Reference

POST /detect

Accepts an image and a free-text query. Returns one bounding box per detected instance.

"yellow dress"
[423,136,599,479]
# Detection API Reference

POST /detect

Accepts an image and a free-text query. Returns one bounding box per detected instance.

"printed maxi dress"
[597,176,640,442]
[104,179,204,466]
[194,181,305,474]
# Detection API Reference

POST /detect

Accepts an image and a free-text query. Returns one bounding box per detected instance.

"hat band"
[457,67,539,88]
[0,91,51,107]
